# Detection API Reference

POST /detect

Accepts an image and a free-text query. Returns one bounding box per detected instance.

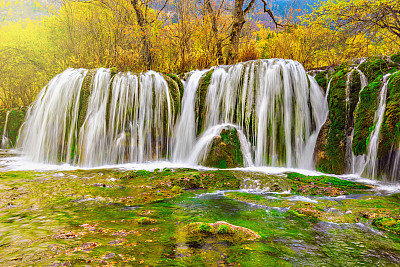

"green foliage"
[314,70,328,91]
[392,53,400,64]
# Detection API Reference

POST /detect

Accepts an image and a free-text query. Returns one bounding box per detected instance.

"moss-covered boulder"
[358,56,398,82]
[182,221,260,244]
[314,70,329,92]
[352,77,383,156]
[0,107,26,148]
[314,69,349,174]
[202,126,244,168]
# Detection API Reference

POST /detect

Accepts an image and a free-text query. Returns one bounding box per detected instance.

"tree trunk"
[131,0,153,70]
[226,0,255,65]
[205,0,223,65]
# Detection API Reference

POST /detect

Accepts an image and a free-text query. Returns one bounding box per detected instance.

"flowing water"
[1,110,10,149]
[362,74,392,178]
[17,59,327,169]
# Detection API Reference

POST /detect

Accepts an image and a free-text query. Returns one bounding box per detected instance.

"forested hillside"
[0,0,398,108]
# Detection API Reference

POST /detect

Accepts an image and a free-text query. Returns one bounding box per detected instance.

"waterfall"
[173,70,208,162]
[19,68,174,166]
[18,59,326,169]
[362,73,392,178]
[175,59,327,168]
[1,110,11,149]
[351,68,369,174]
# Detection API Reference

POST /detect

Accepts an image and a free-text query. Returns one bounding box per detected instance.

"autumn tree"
[309,0,400,42]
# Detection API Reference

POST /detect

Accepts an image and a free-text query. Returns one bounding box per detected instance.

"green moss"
[315,70,328,92]
[358,56,398,82]
[378,71,400,158]
[196,70,214,135]
[166,74,184,103]
[373,217,400,234]
[163,74,181,115]
[391,53,400,64]
[286,172,371,190]
[137,216,156,225]
[352,78,382,155]
[198,223,214,234]
[202,127,244,169]
[315,70,348,174]
[217,224,233,234]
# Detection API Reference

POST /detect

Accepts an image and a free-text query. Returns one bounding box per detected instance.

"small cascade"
[173,70,208,162]
[1,110,11,149]
[186,123,253,167]
[350,68,369,174]
[344,71,353,172]
[362,73,392,178]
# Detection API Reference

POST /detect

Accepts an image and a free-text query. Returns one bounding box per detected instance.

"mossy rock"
[391,53,400,64]
[182,221,260,244]
[373,217,400,235]
[163,74,182,116]
[0,107,26,147]
[315,70,349,174]
[314,70,329,92]
[352,76,383,156]
[358,56,398,82]
[376,71,400,179]
[196,70,214,135]
[166,74,184,103]
[378,71,400,158]
[202,126,244,169]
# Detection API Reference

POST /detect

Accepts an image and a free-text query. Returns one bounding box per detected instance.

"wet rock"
[202,126,244,168]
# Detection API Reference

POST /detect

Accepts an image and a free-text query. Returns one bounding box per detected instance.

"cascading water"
[186,123,253,167]
[173,70,208,162]
[19,68,174,166]
[1,110,11,149]
[362,73,392,178]
[351,68,369,174]
[174,59,327,168]
[18,59,326,169]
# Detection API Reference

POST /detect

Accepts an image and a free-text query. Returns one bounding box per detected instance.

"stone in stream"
[201,126,244,169]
